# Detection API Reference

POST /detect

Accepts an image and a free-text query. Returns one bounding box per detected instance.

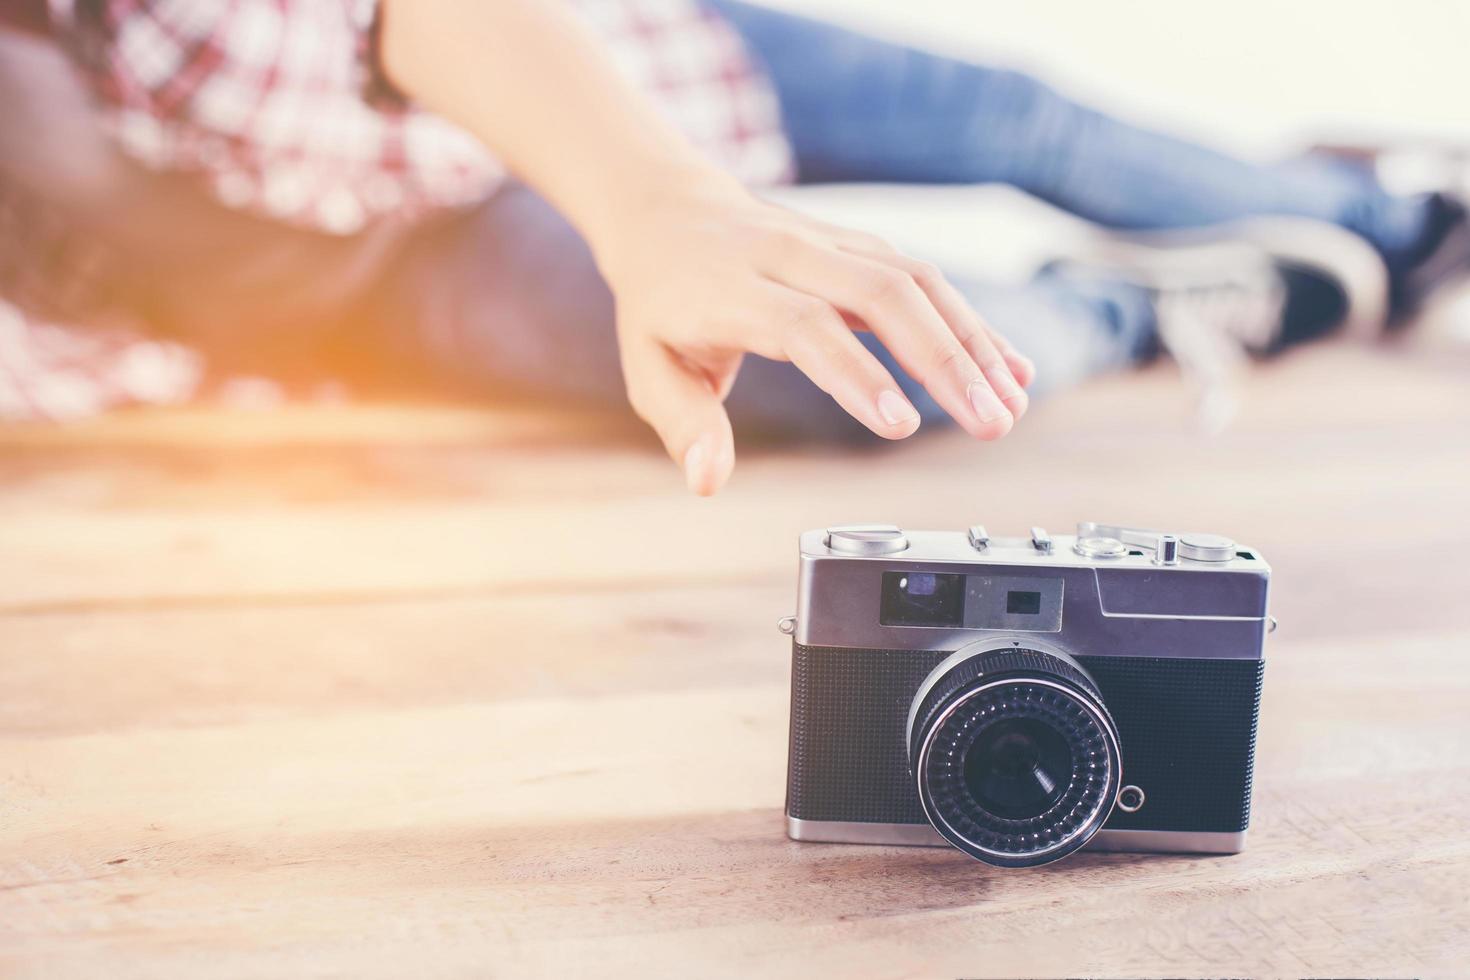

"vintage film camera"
[782,522,1273,868]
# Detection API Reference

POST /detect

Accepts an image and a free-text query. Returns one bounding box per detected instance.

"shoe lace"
[1152,269,1286,433]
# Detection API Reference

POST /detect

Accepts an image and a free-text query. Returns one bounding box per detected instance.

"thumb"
[623,341,737,496]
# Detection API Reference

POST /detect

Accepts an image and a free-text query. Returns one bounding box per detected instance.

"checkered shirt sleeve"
[42,0,792,232]
[1,0,794,422]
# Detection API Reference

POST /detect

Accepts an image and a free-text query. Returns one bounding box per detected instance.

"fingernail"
[683,438,708,492]
[877,389,920,427]
[1003,385,1030,418]
[988,367,1021,398]
[967,380,1011,423]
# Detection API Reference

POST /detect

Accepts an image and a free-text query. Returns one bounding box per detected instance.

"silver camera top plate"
[793,524,1271,659]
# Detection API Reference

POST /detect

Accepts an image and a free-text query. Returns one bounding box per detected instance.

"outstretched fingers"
[753,281,923,440]
[762,239,1015,439]
[838,242,1035,417]
[621,340,737,495]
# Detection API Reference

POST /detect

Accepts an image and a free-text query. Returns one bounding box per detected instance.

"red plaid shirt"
[0,0,793,421]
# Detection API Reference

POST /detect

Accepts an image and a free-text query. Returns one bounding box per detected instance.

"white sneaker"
[1043,217,1391,430]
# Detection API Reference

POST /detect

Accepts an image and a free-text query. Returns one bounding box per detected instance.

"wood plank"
[3,436,1468,612]
[0,584,793,736]
[0,402,640,450]
[1,570,1467,740]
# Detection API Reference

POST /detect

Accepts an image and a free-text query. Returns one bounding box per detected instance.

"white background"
[769,0,1470,157]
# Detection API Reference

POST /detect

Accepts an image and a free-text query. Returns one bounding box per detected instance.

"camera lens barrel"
[908,645,1122,868]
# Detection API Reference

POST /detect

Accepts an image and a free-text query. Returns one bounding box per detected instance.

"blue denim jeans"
[714,0,1429,258]
[368,2,1433,440]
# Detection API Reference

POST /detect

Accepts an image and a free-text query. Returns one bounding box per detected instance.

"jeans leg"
[708,0,1435,273]
[953,273,1157,401]
[369,183,1150,443]
[368,185,628,407]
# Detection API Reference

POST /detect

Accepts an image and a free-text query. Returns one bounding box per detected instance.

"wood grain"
[2,343,1468,978]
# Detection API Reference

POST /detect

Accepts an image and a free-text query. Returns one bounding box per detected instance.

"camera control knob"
[825,524,908,556]
[1073,535,1127,559]
[1178,533,1236,562]
[1079,522,1238,564]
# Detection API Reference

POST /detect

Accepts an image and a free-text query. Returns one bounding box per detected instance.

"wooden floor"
[2,340,1469,978]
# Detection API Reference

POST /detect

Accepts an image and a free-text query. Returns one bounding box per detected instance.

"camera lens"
[908,645,1122,868]
[964,717,1073,819]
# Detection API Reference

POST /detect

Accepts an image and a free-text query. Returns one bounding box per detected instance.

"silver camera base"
[787,816,1247,855]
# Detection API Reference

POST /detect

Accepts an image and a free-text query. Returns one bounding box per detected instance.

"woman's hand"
[590,172,1036,495]
[383,0,1032,495]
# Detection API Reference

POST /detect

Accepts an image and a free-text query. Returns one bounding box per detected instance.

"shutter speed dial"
[1177,533,1236,563]
[825,524,909,556]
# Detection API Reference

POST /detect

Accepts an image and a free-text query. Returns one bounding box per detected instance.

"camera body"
[784,523,1273,867]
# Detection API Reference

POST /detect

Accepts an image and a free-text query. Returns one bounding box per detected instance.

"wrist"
[578,158,750,269]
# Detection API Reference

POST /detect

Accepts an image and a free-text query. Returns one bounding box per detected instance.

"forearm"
[379,0,735,257]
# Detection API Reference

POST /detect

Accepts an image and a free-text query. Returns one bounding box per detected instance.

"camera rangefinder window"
[880,571,965,627]
[1006,590,1043,615]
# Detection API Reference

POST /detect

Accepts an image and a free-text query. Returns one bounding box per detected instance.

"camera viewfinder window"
[881,571,965,627]
[1006,590,1043,615]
